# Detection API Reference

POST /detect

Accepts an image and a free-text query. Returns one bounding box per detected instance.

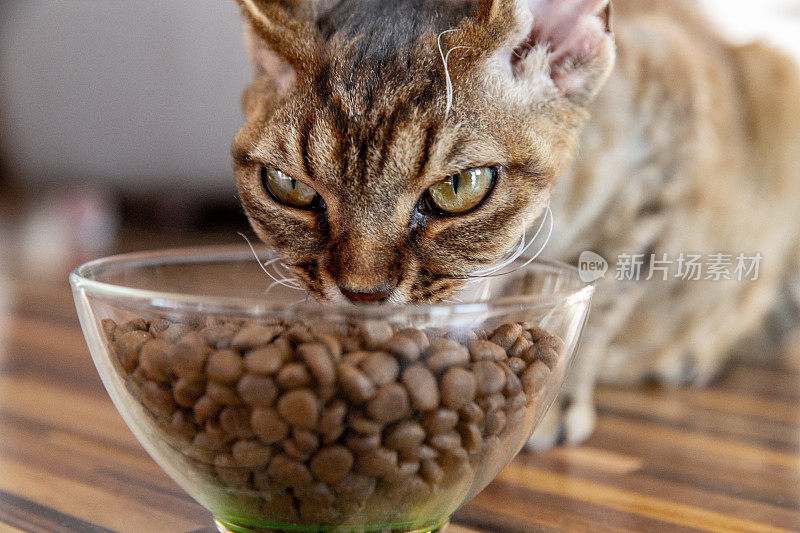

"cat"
[231,0,800,448]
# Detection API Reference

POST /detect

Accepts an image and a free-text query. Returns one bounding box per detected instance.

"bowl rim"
[69,245,595,316]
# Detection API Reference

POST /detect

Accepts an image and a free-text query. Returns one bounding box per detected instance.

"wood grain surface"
[1,265,799,532]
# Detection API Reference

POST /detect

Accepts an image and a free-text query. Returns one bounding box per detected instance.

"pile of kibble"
[102,316,562,525]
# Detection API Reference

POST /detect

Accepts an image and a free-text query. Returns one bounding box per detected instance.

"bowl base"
[214,518,451,533]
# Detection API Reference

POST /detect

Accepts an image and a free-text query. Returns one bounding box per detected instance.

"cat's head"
[232,0,615,303]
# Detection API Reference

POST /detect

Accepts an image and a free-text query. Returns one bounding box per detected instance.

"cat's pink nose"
[339,287,392,303]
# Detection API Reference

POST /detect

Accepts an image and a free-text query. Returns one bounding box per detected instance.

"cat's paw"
[524,397,597,450]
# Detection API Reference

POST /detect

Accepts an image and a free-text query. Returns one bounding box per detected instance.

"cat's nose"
[339,286,393,303]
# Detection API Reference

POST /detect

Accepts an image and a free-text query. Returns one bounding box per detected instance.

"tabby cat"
[231,0,800,447]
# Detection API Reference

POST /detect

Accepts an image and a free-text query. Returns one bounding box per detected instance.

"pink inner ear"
[527,0,610,65]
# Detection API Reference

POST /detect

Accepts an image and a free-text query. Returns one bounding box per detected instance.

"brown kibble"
[310,445,354,483]
[468,339,506,362]
[440,367,476,409]
[115,330,150,372]
[148,319,172,336]
[232,325,281,351]
[167,410,196,439]
[507,391,528,411]
[473,361,507,395]
[296,481,336,506]
[338,364,375,404]
[423,409,459,434]
[317,400,346,440]
[232,440,272,468]
[398,328,430,351]
[192,429,226,453]
[237,374,278,407]
[458,422,482,453]
[445,328,478,346]
[367,383,410,424]
[446,328,479,345]
[339,335,362,354]
[358,320,393,350]
[268,454,313,488]
[477,392,506,414]
[384,421,426,454]
[408,444,439,462]
[206,381,239,405]
[504,369,523,396]
[158,323,193,343]
[489,323,523,350]
[194,395,222,425]
[283,439,312,462]
[506,357,526,375]
[354,447,398,477]
[458,402,484,424]
[173,378,205,408]
[341,350,370,367]
[141,381,175,419]
[441,447,469,475]
[333,472,376,496]
[383,333,421,363]
[117,318,148,336]
[315,335,341,360]
[348,415,383,435]
[277,389,319,429]
[401,365,439,411]
[139,339,173,382]
[219,406,254,440]
[425,343,470,374]
[285,324,314,345]
[172,332,209,379]
[420,459,444,485]
[297,343,336,387]
[345,432,381,454]
[292,427,320,456]
[276,362,312,389]
[206,349,244,384]
[536,332,565,353]
[535,346,560,369]
[385,460,421,485]
[521,360,550,396]
[485,408,507,436]
[509,337,533,359]
[360,351,399,386]
[251,407,289,443]
[101,319,117,342]
[428,430,461,452]
[245,345,285,375]
[200,324,237,349]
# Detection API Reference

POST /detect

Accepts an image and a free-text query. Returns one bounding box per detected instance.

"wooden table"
[1,266,799,532]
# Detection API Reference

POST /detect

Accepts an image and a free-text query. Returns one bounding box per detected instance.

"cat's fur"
[232,0,800,446]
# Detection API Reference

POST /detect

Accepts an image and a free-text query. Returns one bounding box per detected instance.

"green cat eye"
[262,167,318,208]
[427,167,495,214]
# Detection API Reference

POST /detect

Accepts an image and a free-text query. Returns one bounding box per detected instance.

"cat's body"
[534,0,800,445]
[232,0,800,447]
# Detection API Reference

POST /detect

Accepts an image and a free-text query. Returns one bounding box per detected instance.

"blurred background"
[1,0,800,277]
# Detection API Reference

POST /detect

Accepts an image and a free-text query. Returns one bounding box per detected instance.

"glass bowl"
[70,246,593,533]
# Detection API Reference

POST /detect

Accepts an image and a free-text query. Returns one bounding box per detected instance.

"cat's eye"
[262,166,319,208]
[427,167,495,214]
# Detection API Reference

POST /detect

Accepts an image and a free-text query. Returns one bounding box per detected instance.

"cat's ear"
[235,0,322,70]
[478,0,615,105]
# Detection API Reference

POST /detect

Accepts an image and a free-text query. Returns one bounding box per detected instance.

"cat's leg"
[646,253,792,386]
[527,275,647,448]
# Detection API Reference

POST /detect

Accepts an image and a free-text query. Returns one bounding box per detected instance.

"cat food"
[102,316,562,526]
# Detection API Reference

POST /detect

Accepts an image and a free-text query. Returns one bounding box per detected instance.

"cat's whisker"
[437,29,470,118]
[238,232,306,292]
[464,204,553,279]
